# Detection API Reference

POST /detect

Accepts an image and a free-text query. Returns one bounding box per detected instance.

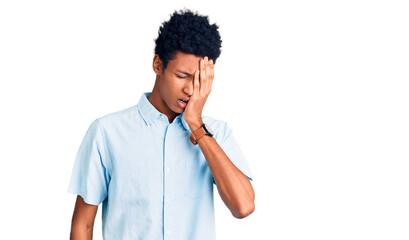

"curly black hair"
[154,9,222,72]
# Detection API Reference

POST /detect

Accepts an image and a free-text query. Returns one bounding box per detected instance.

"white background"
[1,0,408,239]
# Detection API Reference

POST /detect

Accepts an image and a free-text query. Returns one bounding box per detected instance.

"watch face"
[203,123,214,136]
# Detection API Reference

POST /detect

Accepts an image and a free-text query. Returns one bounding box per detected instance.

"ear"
[152,54,163,75]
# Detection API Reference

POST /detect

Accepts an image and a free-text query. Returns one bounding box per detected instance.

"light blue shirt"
[68,91,253,240]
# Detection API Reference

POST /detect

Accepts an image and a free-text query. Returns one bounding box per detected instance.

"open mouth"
[178,99,189,108]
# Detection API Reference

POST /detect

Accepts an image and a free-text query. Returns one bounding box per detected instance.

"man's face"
[154,50,203,116]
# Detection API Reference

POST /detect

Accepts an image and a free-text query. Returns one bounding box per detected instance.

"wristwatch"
[189,123,214,145]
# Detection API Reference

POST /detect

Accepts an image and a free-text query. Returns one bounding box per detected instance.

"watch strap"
[189,124,207,145]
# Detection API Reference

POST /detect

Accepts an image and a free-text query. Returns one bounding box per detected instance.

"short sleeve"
[67,118,110,205]
[213,121,253,184]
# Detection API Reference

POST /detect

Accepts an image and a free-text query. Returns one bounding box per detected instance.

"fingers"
[200,58,206,92]
[194,69,200,94]
[206,58,213,91]
[209,59,214,79]
[196,56,214,95]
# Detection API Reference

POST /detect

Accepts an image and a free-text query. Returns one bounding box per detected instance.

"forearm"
[70,222,93,240]
[196,133,255,218]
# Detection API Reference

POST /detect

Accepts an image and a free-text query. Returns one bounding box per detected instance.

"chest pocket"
[185,157,213,197]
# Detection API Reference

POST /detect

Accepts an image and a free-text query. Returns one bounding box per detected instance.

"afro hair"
[154,9,222,72]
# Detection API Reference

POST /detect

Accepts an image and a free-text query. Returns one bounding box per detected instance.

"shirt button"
[166,198,171,203]
[166,230,171,235]
[166,168,171,172]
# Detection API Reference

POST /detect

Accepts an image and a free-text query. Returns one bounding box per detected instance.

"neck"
[148,81,178,123]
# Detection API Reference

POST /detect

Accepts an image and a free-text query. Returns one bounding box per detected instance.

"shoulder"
[203,115,227,129]
[99,105,137,120]
[96,105,139,126]
[202,115,231,142]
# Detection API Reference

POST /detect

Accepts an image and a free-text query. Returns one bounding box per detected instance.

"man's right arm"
[70,195,98,240]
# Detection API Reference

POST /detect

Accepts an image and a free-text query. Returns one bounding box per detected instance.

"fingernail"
[201,60,204,65]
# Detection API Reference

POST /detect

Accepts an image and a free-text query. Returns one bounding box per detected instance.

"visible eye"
[176,75,188,79]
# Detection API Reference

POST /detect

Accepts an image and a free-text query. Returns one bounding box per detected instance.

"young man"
[68,9,255,240]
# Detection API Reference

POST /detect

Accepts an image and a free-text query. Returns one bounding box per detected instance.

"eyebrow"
[176,70,192,76]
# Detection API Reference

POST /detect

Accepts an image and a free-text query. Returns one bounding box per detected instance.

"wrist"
[187,119,204,132]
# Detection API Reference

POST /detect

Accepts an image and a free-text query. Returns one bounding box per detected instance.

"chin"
[170,104,183,114]
[175,108,184,114]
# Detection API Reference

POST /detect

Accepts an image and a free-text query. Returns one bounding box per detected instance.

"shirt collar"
[137,92,191,133]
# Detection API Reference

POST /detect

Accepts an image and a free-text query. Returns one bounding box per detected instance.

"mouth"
[178,98,189,108]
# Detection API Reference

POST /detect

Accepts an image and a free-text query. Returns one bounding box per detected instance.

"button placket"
[163,123,176,239]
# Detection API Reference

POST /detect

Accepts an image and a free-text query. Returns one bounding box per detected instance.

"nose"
[183,76,194,96]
